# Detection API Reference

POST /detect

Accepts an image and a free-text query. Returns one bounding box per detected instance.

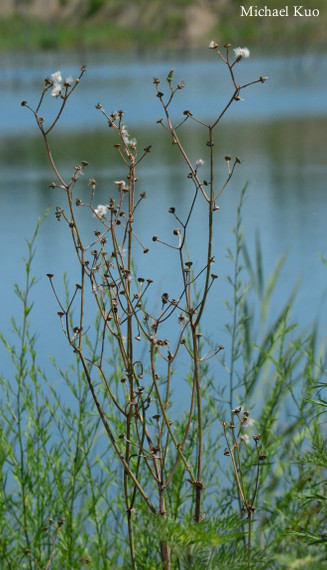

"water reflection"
[2,49,327,133]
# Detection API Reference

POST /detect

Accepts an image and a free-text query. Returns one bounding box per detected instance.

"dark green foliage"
[85,0,108,18]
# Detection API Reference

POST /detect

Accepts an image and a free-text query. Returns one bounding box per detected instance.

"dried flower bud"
[167,68,174,82]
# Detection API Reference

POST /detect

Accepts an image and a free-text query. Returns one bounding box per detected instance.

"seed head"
[233,47,250,60]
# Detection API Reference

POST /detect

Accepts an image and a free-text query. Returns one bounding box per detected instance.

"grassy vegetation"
[1,0,327,53]
[1,194,327,568]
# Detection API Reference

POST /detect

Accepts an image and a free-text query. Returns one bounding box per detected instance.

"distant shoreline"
[0,9,325,53]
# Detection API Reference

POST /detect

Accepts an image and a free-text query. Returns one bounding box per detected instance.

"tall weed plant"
[1,42,326,569]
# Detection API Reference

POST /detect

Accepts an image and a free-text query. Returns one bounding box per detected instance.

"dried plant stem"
[229,446,247,506]
[191,327,203,522]
[44,525,62,570]
[150,345,195,481]
[248,512,253,566]
[76,348,157,514]
[194,126,214,326]
[22,49,268,567]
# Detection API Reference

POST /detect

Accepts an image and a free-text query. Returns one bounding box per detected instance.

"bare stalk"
[23,46,266,567]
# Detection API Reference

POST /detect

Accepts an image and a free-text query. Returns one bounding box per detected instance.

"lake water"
[1,48,327,392]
